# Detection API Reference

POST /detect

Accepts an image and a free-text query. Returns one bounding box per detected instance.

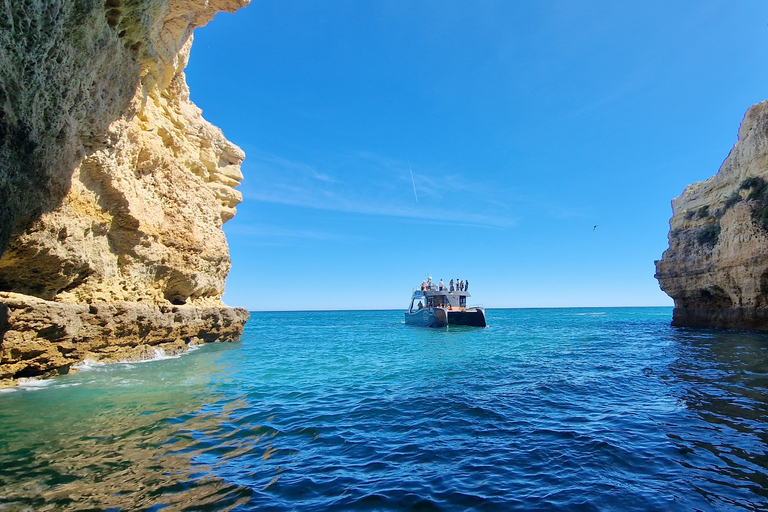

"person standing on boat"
[465,280,469,291]
[439,279,445,291]
[461,280,465,291]
[450,279,454,292]
[421,280,427,291]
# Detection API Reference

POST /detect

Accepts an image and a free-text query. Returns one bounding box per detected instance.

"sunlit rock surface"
[656,100,768,330]
[0,291,250,382]
[0,0,250,386]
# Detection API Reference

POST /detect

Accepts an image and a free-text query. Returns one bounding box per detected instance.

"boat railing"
[469,304,484,310]
[414,284,454,293]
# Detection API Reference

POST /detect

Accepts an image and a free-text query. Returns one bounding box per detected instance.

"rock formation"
[656,100,768,330]
[0,0,251,386]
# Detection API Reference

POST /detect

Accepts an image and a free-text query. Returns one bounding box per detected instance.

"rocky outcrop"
[0,292,249,381]
[0,0,250,386]
[656,100,768,330]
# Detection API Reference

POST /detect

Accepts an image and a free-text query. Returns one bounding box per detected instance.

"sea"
[1,307,768,511]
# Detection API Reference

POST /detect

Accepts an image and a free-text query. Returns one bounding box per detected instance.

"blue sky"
[186,0,768,311]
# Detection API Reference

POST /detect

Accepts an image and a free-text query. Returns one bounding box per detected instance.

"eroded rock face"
[0,291,249,382]
[656,100,768,330]
[0,0,250,385]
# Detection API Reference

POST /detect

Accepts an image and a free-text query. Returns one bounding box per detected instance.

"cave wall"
[0,0,251,385]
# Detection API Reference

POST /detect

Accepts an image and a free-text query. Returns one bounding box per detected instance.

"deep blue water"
[2,308,768,511]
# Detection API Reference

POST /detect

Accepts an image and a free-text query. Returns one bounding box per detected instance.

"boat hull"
[404,307,448,327]
[447,308,486,327]
[404,307,486,328]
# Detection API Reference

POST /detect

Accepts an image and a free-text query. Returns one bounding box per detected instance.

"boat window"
[460,296,466,308]
[428,296,447,307]
[410,298,425,312]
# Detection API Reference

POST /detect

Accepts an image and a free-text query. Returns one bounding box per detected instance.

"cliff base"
[671,306,768,331]
[0,292,249,388]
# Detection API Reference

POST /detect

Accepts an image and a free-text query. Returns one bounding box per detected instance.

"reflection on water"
[666,328,768,510]
[0,344,253,511]
[1,309,768,511]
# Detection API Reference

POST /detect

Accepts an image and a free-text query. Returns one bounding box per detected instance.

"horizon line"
[240,305,673,313]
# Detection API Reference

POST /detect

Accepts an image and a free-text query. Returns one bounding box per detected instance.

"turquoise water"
[1,307,768,511]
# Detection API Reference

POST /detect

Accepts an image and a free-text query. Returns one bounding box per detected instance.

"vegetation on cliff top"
[739,176,768,231]
[677,176,768,249]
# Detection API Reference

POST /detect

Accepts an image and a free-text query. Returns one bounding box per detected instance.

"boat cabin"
[408,288,469,313]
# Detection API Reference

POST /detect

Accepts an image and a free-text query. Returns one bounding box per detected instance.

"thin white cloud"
[225,224,371,244]
[239,149,524,229]
[250,151,339,184]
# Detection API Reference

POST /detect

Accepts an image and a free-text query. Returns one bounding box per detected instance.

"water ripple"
[2,308,768,510]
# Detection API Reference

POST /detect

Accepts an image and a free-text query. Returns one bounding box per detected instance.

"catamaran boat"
[404,281,486,328]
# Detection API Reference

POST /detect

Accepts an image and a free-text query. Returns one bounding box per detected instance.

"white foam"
[3,345,204,392]
[4,377,82,393]
[72,357,106,371]
[143,347,182,362]
[74,345,196,371]
[16,377,54,388]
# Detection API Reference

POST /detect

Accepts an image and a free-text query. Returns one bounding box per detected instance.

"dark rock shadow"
[0,0,143,267]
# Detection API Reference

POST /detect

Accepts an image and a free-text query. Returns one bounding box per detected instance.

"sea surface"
[1,307,768,511]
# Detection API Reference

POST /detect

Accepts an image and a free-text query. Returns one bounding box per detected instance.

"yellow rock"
[0,0,251,385]
[656,100,768,329]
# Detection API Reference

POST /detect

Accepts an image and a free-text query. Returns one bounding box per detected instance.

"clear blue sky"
[186,0,768,311]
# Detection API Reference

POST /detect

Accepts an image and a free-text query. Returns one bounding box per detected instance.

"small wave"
[144,347,182,362]
[2,377,82,393]
[72,358,107,371]
[97,348,182,369]
[135,344,208,362]
[73,346,197,373]
[15,377,59,389]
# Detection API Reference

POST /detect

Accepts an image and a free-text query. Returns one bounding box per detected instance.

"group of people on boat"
[408,275,486,328]
[420,277,469,293]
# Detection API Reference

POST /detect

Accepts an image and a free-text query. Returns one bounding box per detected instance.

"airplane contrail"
[409,162,419,203]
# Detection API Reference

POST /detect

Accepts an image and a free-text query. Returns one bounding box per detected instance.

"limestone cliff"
[0,0,251,386]
[656,100,768,330]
